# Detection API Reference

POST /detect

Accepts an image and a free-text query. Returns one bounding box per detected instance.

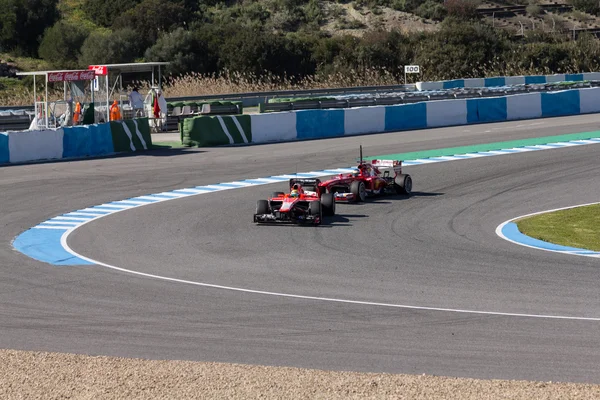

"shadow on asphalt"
[367,191,444,203]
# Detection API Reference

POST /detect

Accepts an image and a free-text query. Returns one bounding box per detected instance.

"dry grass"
[152,69,404,98]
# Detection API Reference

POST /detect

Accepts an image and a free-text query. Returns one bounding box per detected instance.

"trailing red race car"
[302,146,413,203]
[253,179,335,225]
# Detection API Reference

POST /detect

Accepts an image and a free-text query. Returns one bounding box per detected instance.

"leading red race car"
[253,179,335,225]
[299,146,413,203]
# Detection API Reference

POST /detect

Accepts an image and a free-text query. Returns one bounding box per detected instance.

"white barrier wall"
[426,99,467,127]
[578,87,600,114]
[506,93,543,120]
[343,106,386,136]
[8,129,64,163]
[250,112,297,143]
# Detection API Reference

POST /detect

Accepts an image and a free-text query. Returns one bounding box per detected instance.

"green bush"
[415,0,447,21]
[145,28,216,76]
[0,0,59,56]
[39,21,90,69]
[79,28,145,66]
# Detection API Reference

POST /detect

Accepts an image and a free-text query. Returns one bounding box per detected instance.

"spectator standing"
[128,87,145,117]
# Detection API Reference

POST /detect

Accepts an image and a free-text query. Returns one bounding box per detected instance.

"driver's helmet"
[290,183,302,197]
[352,169,360,177]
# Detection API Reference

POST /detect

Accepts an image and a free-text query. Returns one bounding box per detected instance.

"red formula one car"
[253,179,335,225]
[314,146,413,203]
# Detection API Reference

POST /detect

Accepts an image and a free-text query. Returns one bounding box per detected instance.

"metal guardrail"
[259,81,600,112]
[166,83,417,108]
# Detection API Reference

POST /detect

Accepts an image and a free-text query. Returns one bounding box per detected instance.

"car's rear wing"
[368,159,403,175]
[289,178,322,192]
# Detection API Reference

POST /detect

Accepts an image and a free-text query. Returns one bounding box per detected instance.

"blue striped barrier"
[247,87,600,144]
[0,119,151,166]
[417,72,600,91]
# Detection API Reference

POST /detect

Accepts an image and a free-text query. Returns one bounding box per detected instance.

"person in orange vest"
[73,102,81,125]
[110,100,121,121]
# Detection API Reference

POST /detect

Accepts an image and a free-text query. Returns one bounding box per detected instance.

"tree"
[0,0,59,56]
[113,0,190,47]
[82,0,142,27]
[39,21,90,69]
[79,28,144,66]
[145,28,216,76]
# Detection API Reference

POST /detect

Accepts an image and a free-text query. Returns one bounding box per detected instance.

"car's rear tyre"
[256,199,269,214]
[350,180,366,202]
[394,174,412,195]
[271,192,285,198]
[320,193,335,216]
[310,200,322,224]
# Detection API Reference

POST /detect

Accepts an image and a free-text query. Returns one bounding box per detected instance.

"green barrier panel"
[181,115,252,147]
[109,118,153,152]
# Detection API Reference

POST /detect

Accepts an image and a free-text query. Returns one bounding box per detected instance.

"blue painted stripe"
[466,99,479,124]
[0,132,8,164]
[128,197,159,202]
[384,103,427,131]
[215,183,248,188]
[443,79,464,89]
[501,222,598,253]
[242,179,277,184]
[265,176,290,181]
[12,229,92,265]
[541,90,580,117]
[565,73,584,82]
[484,77,506,87]
[194,186,219,191]
[525,75,546,84]
[296,109,345,140]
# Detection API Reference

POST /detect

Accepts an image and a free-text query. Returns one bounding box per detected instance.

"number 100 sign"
[404,65,420,84]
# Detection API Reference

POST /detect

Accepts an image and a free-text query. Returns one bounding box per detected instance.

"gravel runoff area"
[2,350,600,399]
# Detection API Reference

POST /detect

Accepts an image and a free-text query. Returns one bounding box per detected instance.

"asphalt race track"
[2,114,600,384]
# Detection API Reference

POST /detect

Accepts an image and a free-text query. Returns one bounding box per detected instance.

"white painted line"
[52,216,92,221]
[41,221,80,226]
[94,204,134,209]
[408,158,441,164]
[231,117,249,144]
[155,192,189,198]
[247,178,289,183]
[216,116,234,144]
[114,201,147,205]
[134,196,169,202]
[58,233,600,322]
[223,181,255,187]
[66,212,104,218]
[458,153,490,158]
[550,142,580,147]
[34,225,71,230]
[174,188,211,194]
[79,208,115,213]
[201,185,233,191]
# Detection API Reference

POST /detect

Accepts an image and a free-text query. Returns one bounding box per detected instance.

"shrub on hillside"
[78,28,144,66]
[144,28,216,76]
[568,0,600,15]
[416,0,447,21]
[82,0,141,27]
[39,21,90,69]
[444,0,480,19]
[0,0,59,56]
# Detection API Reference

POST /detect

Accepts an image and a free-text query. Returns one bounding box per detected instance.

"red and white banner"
[88,65,108,76]
[48,70,96,82]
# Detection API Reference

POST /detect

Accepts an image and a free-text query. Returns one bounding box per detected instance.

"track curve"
[2,114,600,384]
